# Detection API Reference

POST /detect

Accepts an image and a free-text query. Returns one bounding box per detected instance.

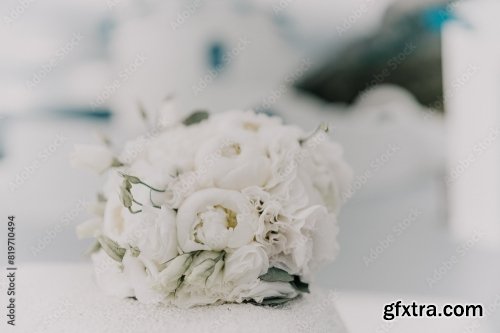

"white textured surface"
[1,263,346,333]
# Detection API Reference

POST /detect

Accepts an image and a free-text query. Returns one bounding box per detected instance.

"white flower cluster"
[73,110,351,308]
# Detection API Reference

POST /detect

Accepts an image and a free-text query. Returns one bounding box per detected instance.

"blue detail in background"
[98,17,116,59]
[422,5,457,32]
[51,107,113,121]
[207,41,226,71]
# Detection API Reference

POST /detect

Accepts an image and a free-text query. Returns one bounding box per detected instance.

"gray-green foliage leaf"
[259,267,294,283]
[259,297,294,306]
[121,173,141,184]
[98,235,126,262]
[182,111,209,126]
[291,276,310,293]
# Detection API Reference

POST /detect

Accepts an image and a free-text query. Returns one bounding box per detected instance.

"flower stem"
[149,190,162,209]
[139,181,166,193]
[128,207,142,214]
[299,122,329,146]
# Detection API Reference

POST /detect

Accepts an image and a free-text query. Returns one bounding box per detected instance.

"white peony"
[195,131,271,190]
[176,188,258,252]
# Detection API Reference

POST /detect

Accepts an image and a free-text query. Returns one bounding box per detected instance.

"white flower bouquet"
[73,107,351,308]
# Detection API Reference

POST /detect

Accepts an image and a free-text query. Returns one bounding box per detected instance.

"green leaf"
[98,236,126,262]
[119,186,133,208]
[298,122,329,146]
[119,173,141,184]
[182,111,209,126]
[259,297,293,306]
[291,276,310,293]
[259,267,294,283]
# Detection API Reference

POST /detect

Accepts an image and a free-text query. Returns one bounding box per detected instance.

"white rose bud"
[224,243,269,285]
[184,251,221,286]
[157,253,192,292]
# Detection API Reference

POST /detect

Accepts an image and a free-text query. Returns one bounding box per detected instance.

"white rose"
[172,251,225,308]
[120,158,193,210]
[126,205,178,264]
[269,167,324,214]
[157,253,193,293]
[184,251,223,287]
[102,193,134,245]
[143,129,200,173]
[242,186,270,213]
[271,205,338,281]
[70,144,115,173]
[122,253,165,304]
[160,170,201,209]
[259,125,303,188]
[296,205,339,278]
[301,140,352,213]
[118,120,206,168]
[254,200,300,257]
[224,243,269,285]
[195,131,271,190]
[177,188,258,252]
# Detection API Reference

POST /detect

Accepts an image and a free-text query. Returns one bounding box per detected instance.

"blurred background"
[0,0,499,331]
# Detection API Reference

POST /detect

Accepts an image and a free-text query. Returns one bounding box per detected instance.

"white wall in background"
[443,0,500,249]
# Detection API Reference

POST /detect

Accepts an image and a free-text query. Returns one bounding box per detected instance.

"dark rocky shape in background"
[295,1,450,111]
